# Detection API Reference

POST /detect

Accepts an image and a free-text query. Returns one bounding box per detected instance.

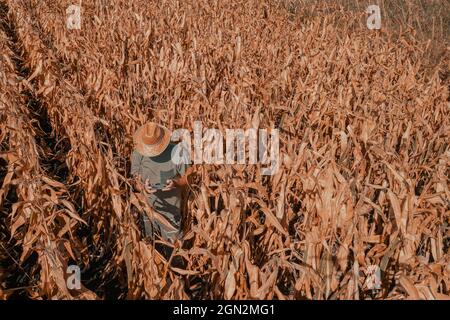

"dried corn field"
[0,0,449,300]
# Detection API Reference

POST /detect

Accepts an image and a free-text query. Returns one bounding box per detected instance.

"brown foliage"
[0,0,449,299]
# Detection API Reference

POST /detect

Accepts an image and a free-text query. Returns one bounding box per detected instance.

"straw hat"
[133,122,171,157]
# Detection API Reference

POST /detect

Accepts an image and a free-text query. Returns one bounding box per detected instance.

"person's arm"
[163,166,193,191]
[130,151,150,193]
[162,143,192,191]
[131,175,144,192]
[130,150,142,177]
[173,166,193,187]
[132,173,158,194]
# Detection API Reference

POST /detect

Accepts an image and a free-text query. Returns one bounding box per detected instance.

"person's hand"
[162,179,177,192]
[144,178,158,194]
[132,175,144,192]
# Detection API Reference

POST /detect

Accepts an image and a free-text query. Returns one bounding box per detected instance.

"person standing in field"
[130,122,190,244]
